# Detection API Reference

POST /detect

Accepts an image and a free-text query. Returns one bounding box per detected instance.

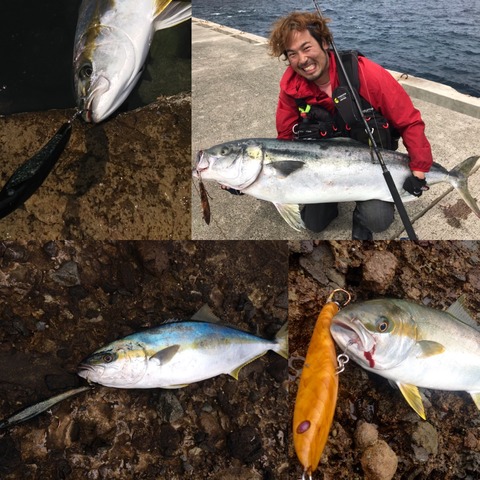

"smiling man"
[268,12,433,239]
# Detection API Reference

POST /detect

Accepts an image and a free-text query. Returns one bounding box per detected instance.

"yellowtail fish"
[330,298,480,419]
[74,0,191,123]
[78,315,288,388]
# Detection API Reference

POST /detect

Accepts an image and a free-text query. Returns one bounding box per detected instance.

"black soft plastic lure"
[0,118,74,220]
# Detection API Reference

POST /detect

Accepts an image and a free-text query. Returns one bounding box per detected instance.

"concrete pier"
[192,19,480,240]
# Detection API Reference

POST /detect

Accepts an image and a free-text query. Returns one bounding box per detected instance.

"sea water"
[194,0,480,98]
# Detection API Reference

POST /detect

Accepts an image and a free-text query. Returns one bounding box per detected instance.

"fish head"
[78,340,149,387]
[330,299,418,371]
[194,140,264,190]
[74,24,145,123]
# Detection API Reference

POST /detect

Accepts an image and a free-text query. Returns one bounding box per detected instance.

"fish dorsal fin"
[469,391,480,410]
[150,345,180,365]
[270,161,305,178]
[416,340,445,358]
[273,203,305,231]
[446,296,479,330]
[154,1,191,30]
[191,304,221,323]
[397,382,426,420]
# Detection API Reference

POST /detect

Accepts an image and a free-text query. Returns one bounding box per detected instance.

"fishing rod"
[312,0,418,240]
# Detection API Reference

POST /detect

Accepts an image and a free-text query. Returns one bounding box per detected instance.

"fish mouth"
[195,150,209,174]
[78,76,111,123]
[331,316,376,353]
[77,363,95,376]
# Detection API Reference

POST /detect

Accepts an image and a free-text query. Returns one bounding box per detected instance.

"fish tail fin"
[469,391,480,410]
[274,322,288,359]
[449,156,480,218]
[154,1,191,30]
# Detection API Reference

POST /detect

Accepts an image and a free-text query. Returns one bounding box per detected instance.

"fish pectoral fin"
[273,203,305,231]
[154,1,191,30]
[160,384,190,389]
[228,354,266,380]
[150,345,180,365]
[270,161,305,178]
[397,382,426,420]
[416,340,445,358]
[469,391,480,410]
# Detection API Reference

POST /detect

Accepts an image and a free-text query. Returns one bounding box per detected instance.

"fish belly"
[134,342,272,388]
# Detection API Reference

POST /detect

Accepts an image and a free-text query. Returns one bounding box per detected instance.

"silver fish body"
[193,138,480,230]
[78,321,288,388]
[73,0,191,123]
[330,298,480,418]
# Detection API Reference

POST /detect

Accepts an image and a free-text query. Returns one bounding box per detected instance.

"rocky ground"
[0,240,289,479]
[0,95,191,241]
[1,240,479,480]
[289,240,480,480]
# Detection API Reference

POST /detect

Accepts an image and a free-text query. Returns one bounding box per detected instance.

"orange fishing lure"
[293,289,350,478]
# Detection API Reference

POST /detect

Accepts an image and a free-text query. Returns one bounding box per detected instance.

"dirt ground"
[289,240,480,480]
[0,240,288,479]
[0,95,191,240]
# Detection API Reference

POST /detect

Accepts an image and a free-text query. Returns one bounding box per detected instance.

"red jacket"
[276,51,433,173]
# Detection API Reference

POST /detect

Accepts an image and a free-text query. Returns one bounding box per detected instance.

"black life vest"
[294,50,400,151]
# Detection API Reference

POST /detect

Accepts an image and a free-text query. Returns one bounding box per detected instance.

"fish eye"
[220,146,231,156]
[102,353,115,363]
[376,316,390,333]
[79,64,93,80]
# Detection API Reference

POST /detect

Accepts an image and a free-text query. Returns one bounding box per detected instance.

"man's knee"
[355,201,395,233]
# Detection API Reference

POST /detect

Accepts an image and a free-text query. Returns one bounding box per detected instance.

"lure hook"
[326,288,351,308]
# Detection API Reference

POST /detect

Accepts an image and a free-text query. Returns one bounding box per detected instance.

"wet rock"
[361,439,398,480]
[156,391,184,424]
[0,435,22,470]
[43,240,59,258]
[44,373,80,391]
[299,243,345,287]
[363,250,398,293]
[355,422,379,450]
[158,423,181,457]
[266,354,288,383]
[135,241,171,277]
[411,421,438,461]
[198,411,225,450]
[288,240,314,254]
[212,466,263,480]
[50,261,81,287]
[464,431,479,450]
[3,243,28,262]
[226,426,263,463]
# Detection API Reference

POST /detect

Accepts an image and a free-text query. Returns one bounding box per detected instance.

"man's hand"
[403,174,429,197]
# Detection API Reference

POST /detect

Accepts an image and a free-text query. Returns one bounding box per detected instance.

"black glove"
[403,175,429,197]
